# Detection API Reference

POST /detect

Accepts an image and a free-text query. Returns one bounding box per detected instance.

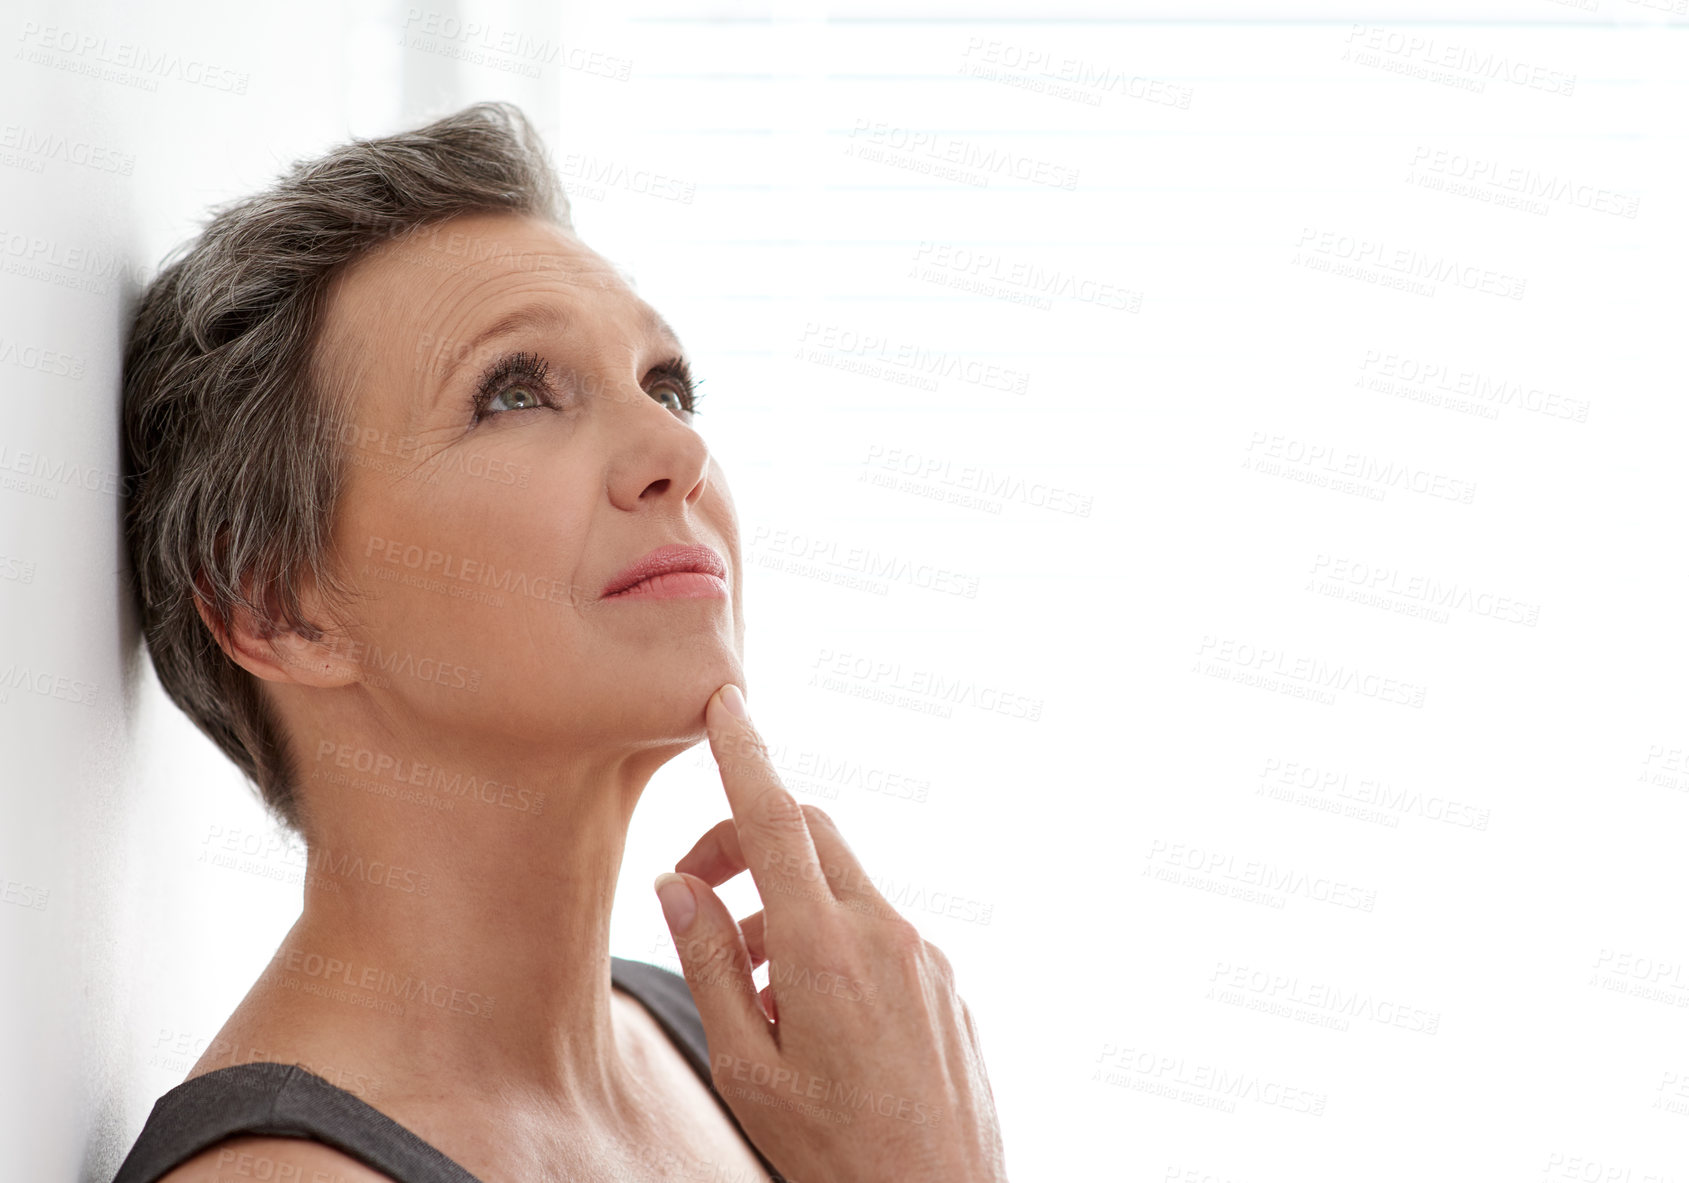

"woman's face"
[309,210,743,765]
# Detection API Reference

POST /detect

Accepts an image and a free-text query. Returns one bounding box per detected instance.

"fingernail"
[654,872,696,934]
[720,684,750,722]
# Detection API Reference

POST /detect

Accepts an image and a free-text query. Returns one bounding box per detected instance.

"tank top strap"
[109,1058,484,1183]
[611,957,787,1182]
[110,958,779,1183]
[610,955,713,1079]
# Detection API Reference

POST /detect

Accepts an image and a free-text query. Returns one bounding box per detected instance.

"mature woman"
[112,103,1005,1183]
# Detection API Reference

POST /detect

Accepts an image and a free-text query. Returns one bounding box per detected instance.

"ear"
[192,571,361,690]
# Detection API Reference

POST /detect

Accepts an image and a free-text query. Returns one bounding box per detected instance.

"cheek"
[702,467,741,561]
[333,466,600,696]
[711,491,744,612]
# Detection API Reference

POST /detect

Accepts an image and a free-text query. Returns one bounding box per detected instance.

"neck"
[267,719,678,1129]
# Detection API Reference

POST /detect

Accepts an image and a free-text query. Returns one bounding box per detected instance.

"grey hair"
[121,101,571,836]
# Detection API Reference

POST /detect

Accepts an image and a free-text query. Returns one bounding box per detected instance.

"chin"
[617,651,745,741]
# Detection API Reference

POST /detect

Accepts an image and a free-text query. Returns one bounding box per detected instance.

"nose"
[604,382,711,513]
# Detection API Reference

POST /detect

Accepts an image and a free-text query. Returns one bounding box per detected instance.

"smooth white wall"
[0,1,572,1178]
[2,2,1686,1181]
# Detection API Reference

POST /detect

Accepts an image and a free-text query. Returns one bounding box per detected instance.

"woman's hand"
[653,684,1009,1183]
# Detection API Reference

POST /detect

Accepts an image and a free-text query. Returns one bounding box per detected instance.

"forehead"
[317,211,671,382]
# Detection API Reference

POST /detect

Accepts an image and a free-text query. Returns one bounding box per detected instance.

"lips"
[601,544,728,598]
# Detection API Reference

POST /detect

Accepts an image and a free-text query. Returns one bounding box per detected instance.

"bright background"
[1,2,1686,1180]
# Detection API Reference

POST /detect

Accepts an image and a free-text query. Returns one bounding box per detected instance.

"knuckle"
[672,929,723,967]
[748,785,808,836]
[801,906,849,948]
[925,940,954,981]
[721,727,771,767]
[882,914,925,959]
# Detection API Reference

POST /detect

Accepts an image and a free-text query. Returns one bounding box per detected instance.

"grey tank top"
[110,957,784,1183]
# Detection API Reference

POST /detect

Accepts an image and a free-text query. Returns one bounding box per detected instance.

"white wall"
[0,2,567,1178]
[2,2,1685,1180]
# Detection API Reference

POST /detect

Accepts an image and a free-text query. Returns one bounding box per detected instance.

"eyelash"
[468,351,706,422]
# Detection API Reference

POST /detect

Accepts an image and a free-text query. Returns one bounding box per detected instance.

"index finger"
[679,809,878,905]
[704,685,835,914]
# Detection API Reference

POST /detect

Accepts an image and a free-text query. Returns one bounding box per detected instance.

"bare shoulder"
[155,1135,398,1183]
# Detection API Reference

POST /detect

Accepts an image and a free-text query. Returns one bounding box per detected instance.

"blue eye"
[650,384,682,412]
[484,384,545,414]
[646,359,705,418]
[468,351,706,422]
[470,351,553,422]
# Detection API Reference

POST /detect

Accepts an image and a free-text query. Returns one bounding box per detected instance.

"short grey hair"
[122,101,571,835]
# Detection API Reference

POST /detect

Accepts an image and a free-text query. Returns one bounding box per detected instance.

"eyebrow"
[431,300,686,401]
[432,301,569,398]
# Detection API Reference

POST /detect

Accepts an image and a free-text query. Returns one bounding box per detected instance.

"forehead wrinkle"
[336,232,686,435]
[421,290,686,409]
[429,299,574,402]
[642,305,685,354]
[404,269,579,432]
